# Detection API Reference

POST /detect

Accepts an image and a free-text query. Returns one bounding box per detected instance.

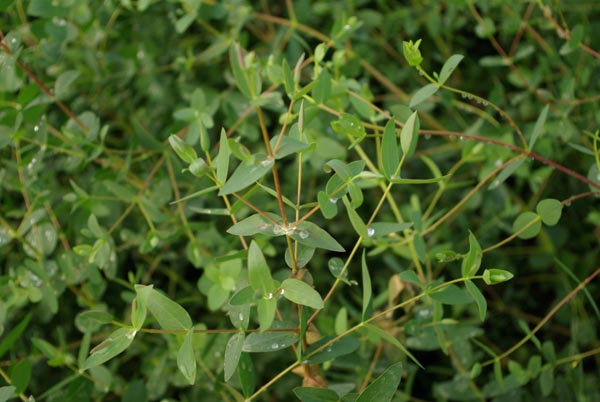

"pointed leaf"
[465,280,487,321]
[529,105,549,150]
[305,336,360,364]
[216,128,230,185]
[219,158,273,196]
[429,284,472,305]
[409,83,438,108]
[257,297,277,331]
[0,313,31,359]
[281,278,324,309]
[400,112,420,158]
[146,287,192,330]
[536,198,562,226]
[177,329,196,384]
[294,387,340,402]
[82,328,135,370]
[390,174,450,184]
[271,135,310,159]
[132,284,151,330]
[229,43,252,98]
[248,241,274,295]
[242,331,298,353]
[461,231,482,277]
[381,118,399,179]
[356,362,403,402]
[489,158,526,190]
[330,113,366,139]
[363,323,423,369]
[290,221,345,252]
[238,353,256,397]
[438,54,464,85]
[227,213,280,237]
[367,222,413,238]
[224,333,245,381]
[361,251,372,321]
[343,196,368,239]
[168,135,197,164]
[318,190,338,219]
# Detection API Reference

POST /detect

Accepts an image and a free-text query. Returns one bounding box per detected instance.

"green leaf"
[257,297,277,331]
[398,270,422,286]
[230,43,252,98]
[461,231,482,277]
[409,83,438,108]
[381,118,399,179]
[465,280,487,321]
[330,113,366,139]
[294,387,340,402]
[318,190,338,219]
[512,211,541,239]
[536,198,562,226]
[390,175,450,184]
[403,39,423,67]
[248,241,275,296]
[227,213,280,237]
[356,361,403,402]
[560,24,584,55]
[54,70,80,100]
[343,196,368,239]
[0,386,16,402]
[242,331,298,353]
[177,329,196,385]
[400,111,419,158]
[229,286,256,306]
[281,278,324,309]
[218,157,274,196]
[9,359,31,394]
[282,58,295,98]
[312,68,331,104]
[539,366,554,396]
[529,105,549,150]
[438,54,464,85]
[216,128,230,185]
[290,221,345,252]
[132,285,151,330]
[224,333,245,381]
[363,323,424,369]
[305,336,360,364]
[168,134,197,164]
[285,243,315,269]
[489,158,526,190]
[429,284,472,305]
[361,251,372,321]
[367,222,413,238]
[238,353,256,397]
[82,328,135,370]
[482,269,514,285]
[0,313,31,359]
[271,135,310,159]
[146,286,193,330]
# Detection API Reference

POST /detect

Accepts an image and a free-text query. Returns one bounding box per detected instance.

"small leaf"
[305,336,360,364]
[282,58,295,98]
[536,198,562,226]
[465,280,487,321]
[230,43,252,98]
[438,54,464,85]
[281,278,323,309]
[381,118,399,179]
[400,111,419,158]
[285,244,315,269]
[330,113,366,139]
[0,386,16,402]
[216,129,230,185]
[398,270,422,286]
[271,135,310,159]
[409,83,438,108]
[248,241,274,295]
[54,70,80,100]
[82,328,135,370]
[429,284,472,305]
[219,157,274,196]
[257,297,277,331]
[146,286,193,330]
[168,135,197,164]
[363,323,423,369]
[312,68,331,104]
[368,222,413,238]
[177,329,196,384]
[512,211,541,239]
[242,331,298,353]
[0,313,31,359]
[529,105,549,150]
[318,190,338,219]
[361,251,372,321]
[294,387,340,402]
[461,231,482,277]
[238,353,256,397]
[356,362,403,402]
[227,213,280,237]
[224,333,245,381]
[560,24,584,55]
[390,175,449,184]
[290,221,345,252]
[132,285,152,330]
[539,366,554,396]
[482,269,514,285]
[343,196,368,239]
[489,158,526,190]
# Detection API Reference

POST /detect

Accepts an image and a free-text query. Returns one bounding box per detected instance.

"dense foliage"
[1,1,599,401]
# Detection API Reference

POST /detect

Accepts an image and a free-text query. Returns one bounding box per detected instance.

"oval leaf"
[219,158,274,196]
[305,336,360,364]
[290,221,345,252]
[483,269,514,285]
[356,362,403,402]
[248,241,274,294]
[242,332,298,353]
[438,54,464,85]
[281,278,324,309]
[400,111,420,158]
[224,332,245,381]
[381,118,399,179]
[512,211,541,239]
[177,329,196,384]
[146,286,193,330]
[536,198,562,226]
[409,83,438,108]
[82,328,135,370]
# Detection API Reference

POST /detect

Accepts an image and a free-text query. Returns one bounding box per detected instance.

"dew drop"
[267,292,273,299]
[238,313,244,321]
[126,330,136,340]
[280,289,285,295]
[343,24,351,31]
[329,197,338,204]
[481,101,489,106]
[271,343,279,349]
[298,230,309,239]
[565,201,571,207]
[260,157,274,167]
[273,225,285,236]
[11,38,17,44]
[494,159,502,167]
[424,134,431,140]
[459,136,465,141]
[367,227,375,237]
[326,347,332,352]
[492,179,500,187]
[34,125,39,132]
